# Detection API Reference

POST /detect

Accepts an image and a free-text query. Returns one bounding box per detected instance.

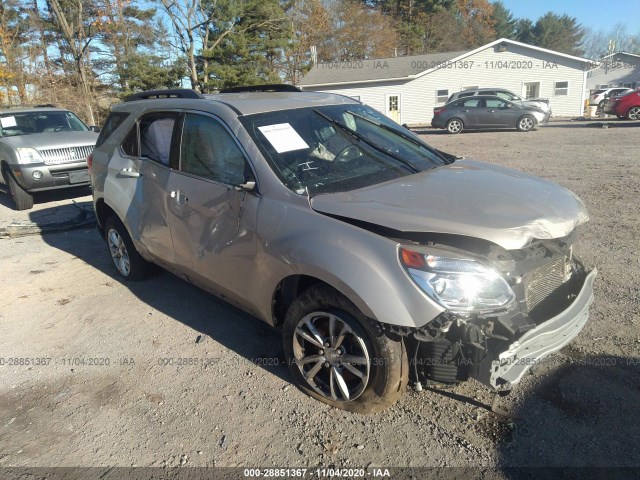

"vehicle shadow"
[0,185,91,208]
[36,216,289,383]
[494,354,640,476]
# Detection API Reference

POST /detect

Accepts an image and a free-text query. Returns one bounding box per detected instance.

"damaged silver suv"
[91,86,596,413]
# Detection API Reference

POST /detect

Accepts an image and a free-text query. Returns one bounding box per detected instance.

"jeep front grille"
[38,145,94,165]
[526,257,568,311]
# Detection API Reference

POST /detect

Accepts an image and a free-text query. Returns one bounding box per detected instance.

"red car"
[609,89,640,120]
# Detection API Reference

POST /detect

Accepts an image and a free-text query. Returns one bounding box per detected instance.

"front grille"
[526,257,568,311]
[38,145,94,165]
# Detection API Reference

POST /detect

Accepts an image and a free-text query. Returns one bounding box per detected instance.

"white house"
[299,38,595,123]
[587,52,640,91]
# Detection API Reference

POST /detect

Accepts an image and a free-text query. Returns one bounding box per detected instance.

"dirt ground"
[0,120,638,477]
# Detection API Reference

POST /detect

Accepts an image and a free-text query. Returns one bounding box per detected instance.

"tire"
[104,215,154,281]
[4,169,34,210]
[626,106,640,120]
[517,115,536,132]
[596,100,605,116]
[446,118,463,134]
[283,284,408,414]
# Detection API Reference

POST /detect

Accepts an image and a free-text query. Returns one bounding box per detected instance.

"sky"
[497,0,640,33]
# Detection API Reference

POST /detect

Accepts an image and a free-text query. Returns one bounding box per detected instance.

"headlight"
[16,148,44,164]
[400,248,515,313]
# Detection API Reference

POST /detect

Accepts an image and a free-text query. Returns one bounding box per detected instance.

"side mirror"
[90,125,101,133]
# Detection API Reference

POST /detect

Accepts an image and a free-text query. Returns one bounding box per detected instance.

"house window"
[554,81,569,96]
[436,89,449,103]
[524,82,540,99]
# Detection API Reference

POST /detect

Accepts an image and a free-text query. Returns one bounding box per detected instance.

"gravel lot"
[0,120,638,476]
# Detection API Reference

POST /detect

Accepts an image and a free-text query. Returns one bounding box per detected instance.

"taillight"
[87,153,93,173]
[433,107,444,115]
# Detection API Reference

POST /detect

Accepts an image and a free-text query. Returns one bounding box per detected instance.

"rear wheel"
[517,115,536,132]
[283,284,408,414]
[104,216,154,281]
[626,106,640,120]
[446,118,463,134]
[4,169,34,211]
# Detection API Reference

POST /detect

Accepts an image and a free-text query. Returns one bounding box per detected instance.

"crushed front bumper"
[473,269,596,389]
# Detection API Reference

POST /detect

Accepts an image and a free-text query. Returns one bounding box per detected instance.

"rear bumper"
[473,269,597,389]
[11,162,90,192]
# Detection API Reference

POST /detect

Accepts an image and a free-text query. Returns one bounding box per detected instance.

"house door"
[386,94,401,123]
[524,82,540,99]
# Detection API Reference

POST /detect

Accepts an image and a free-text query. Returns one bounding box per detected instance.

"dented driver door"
[164,112,260,308]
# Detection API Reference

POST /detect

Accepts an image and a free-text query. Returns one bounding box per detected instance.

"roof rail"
[34,103,57,108]
[124,89,204,102]
[219,84,301,93]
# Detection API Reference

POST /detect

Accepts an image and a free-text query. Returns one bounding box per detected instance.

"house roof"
[300,38,595,88]
[299,50,469,87]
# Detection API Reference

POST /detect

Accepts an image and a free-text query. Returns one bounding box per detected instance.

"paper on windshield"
[258,123,309,153]
[1,116,17,128]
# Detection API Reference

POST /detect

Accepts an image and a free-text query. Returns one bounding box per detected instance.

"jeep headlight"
[16,148,44,164]
[400,248,515,313]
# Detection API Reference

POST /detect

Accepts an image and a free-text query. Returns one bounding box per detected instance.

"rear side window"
[96,112,129,148]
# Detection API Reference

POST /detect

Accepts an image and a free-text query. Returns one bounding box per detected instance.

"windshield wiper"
[345,110,426,148]
[312,109,420,174]
[345,110,455,165]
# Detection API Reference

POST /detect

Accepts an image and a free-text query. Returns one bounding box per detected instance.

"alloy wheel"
[519,117,534,131]
[107,228,131,277]
[292,311,370,402]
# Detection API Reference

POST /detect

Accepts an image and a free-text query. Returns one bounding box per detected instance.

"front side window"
[486,99,509,108]
[240,104,447,196]
[180,113,247,185]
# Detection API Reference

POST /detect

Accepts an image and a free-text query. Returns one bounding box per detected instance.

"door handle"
[170,190,188,205]
[119,168,141,178]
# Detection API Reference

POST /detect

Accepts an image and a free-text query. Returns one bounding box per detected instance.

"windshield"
[0,111,89,137]
[240,104,448,195]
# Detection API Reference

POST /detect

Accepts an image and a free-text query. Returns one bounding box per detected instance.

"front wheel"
[517,115,536,132]
[446,118,463,134]
[283,285,408,414]
[5,170,34,210]
[626,106,640,120]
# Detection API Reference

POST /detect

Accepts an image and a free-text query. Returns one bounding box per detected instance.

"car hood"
[310,159,589,250]
[1,131,98,149]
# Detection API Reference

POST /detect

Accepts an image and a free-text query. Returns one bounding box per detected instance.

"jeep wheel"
[5,170,34,211]
[283,284,408,414]
[446,118,463,134]
[104,216,154,281]
[517,115,536,132]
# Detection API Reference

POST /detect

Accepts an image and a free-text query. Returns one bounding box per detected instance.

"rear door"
[112,111,180,266]
[454,98,483,127]
[164,111,261,308]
